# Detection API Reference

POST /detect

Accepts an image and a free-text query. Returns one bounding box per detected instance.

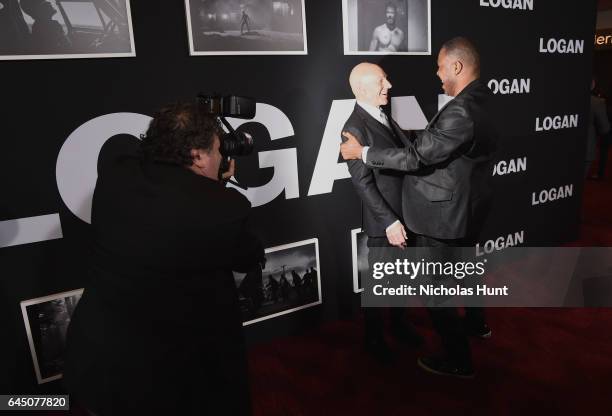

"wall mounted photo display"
[342,0,431,55]
[0,0,136,60]
[234,238,321,325]
[20,288,84,384]
[351,228,368,293]
[185,0,308,55]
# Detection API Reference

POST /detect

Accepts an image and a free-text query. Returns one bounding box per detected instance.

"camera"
[197,94,255,157]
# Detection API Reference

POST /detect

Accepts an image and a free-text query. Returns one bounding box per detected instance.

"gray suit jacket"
[366,80,498,240]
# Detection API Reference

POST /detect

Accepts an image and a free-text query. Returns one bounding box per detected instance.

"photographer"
[64,101,264,416]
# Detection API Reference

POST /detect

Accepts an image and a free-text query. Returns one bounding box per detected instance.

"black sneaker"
[466,323,492,339]
[417,356,475,379]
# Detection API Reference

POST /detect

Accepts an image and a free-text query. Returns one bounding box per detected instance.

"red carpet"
[247,161,612,415]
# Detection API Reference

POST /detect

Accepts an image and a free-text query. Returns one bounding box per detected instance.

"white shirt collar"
[356,100,383,121]
[357,100,391,129]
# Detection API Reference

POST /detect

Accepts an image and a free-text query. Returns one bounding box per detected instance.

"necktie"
[379,108,402,146]
[379,109,391,129]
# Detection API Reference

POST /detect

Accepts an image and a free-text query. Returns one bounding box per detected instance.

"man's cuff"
[385,219,400,232]
[362,146,370,163]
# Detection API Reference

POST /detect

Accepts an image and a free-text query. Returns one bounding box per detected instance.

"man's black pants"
[364,236,406,342]
[413,234,486,369]
[598,133,611,178]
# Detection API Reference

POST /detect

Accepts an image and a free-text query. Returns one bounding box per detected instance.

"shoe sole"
[417,359,475,379]
[476,330,492,339]
[468,330,492,339]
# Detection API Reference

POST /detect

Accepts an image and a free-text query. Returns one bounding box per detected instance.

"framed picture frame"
[234,238,322,325]
[20,289,84,384]
[351,228,369,293]
[0,0,136,60]
[342,0,431,55]
[185,0,308,55]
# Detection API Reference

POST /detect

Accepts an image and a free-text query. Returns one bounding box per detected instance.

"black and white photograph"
[185,0,307,55]
[351,228,368,293]
[234,238,321,325]
[0,0,135,60]
[342,0,430,55]
[20,289,83,384]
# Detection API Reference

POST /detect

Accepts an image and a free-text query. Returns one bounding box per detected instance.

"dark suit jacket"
[366,80,497,240]
[64,145,264,415]
[342,103,405,238]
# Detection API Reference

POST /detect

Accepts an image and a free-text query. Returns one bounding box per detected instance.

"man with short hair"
[341,37,498,378]
[342,62,422,363]
[369,2,405,52]
[65,101,264,415]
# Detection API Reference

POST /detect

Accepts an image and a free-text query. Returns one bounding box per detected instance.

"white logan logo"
[532,185,573,205]
[479,0,534,11]
[535,114,579,131]
[493,157,527,176]
[476,231,525,256]
[539,38,584,54]
[488,78,530,95]
[3,97,431,247]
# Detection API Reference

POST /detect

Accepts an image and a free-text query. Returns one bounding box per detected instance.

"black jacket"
[64,144,264,415]
[342,104,405,238]
[366,80,498,240]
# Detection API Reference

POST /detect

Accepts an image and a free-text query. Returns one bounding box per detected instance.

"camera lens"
[221,131,254,157]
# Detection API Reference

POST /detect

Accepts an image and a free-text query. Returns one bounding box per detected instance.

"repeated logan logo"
[488,78,531,95]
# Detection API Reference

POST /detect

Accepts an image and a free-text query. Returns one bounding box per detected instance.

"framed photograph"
[342,0,431,55]
[20,289,84,384]
[0,0,135,60]
[351,228,369,293]
[185,0,308,55]
[234,238,321,325]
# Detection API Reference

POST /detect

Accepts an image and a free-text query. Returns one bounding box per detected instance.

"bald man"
[341,38,498,378]
[342,62,422,363]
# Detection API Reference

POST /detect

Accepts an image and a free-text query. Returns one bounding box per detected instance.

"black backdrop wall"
[0,0,596,393]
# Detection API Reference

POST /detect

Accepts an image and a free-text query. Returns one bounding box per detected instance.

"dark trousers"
[413,234,485,369]
[598,134,611,178]
[585,161,592,179]
[364,236,406,342]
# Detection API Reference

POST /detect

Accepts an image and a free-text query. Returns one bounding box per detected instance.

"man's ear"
[454,61,464,76]
[191,149,207,168]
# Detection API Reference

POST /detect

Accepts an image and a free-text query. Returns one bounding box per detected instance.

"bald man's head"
[349,62,392,107]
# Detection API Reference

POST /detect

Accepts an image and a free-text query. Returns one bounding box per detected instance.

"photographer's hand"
[221,159,235,180]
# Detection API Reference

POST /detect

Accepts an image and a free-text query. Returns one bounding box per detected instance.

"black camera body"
[198,95,256,120]
[197,94,255,158]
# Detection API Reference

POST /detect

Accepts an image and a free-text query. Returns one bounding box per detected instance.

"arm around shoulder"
[366,102,474,171]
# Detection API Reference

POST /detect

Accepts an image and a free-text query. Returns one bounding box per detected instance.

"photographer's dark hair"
[141,101,222,166]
